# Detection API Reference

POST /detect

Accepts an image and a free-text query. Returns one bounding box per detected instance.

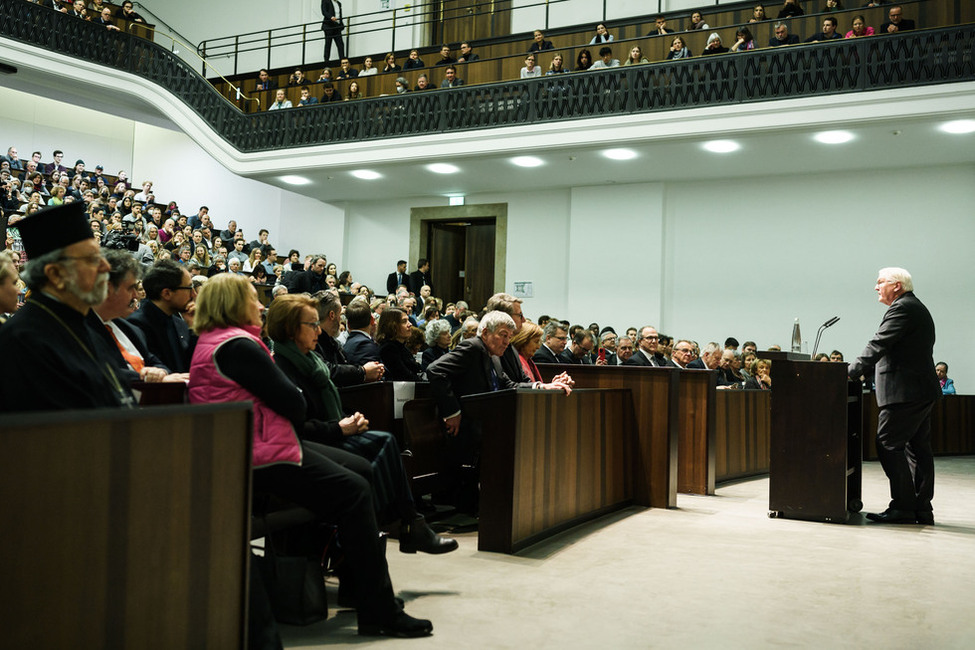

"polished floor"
[279,458,975,649]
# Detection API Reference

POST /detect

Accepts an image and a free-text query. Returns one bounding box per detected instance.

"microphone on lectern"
[811,316,841,359]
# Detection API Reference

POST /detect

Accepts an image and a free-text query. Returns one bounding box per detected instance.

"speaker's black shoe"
[866,508,918,524]
[915,510,935,525]
[399,517,459,554]
[359,611,433,638]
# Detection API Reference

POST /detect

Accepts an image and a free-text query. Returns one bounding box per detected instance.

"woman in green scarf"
[267,294,456,555]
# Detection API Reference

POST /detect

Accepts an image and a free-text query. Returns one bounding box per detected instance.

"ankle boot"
[399,516,458,554]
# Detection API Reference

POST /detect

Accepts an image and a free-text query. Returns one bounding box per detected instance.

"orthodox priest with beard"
[0,202,134,412]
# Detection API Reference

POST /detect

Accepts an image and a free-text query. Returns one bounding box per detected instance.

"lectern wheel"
[768,511,779,519]
[848,499,863,513]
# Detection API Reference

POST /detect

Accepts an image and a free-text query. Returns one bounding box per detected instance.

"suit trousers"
[876,400,935,512]
[253,441,397,625]
[323,27,345,64]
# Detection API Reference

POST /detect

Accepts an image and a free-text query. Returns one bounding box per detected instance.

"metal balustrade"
[2,0,972,154]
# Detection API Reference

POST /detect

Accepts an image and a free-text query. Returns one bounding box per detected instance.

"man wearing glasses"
[532,321,568,365]
[0,202,134,411]
[670,339,695,369]
[128,259,197,373]
[624,326,676,367]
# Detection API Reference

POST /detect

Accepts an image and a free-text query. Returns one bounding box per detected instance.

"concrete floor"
[279,458,975,649]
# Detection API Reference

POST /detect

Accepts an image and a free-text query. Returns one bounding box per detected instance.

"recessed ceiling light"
[939,120,975,134]
[813,130,854,144]
[351,169,382,180]
[427,163,460,174]
[279,175,311,185]
[511,156,544,168]
[702,140,740,153]
[602,148,638,160]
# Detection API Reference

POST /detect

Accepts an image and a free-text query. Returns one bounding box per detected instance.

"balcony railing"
[2,0,972,154]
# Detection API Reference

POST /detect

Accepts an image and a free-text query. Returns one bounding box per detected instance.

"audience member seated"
[623,46,650,66]
[321,82,343,102]
[702,33,730,55]
[255,68,277,92]
[344,298,381,365]
[317,69,334,83]
[0,250,21,325]
[689,11,710,31]
[830,350,845,362]
[114,0,145,23]
[777,0,804,18]
[187,274,433,638]
[936,362,955,395]
[441,66,465,88]
[88,250,188,386]
[356,56,376,76]
[403,49,424,70]
[670,339,696,369]
[267,89,292,110]
[880,5,915,33]
[533,320,568,364]
[421,318,452,369]
[615,336,635,364]
[624,326,676,367]
[347,81,363,100]
[449,316,479,348]
[650,15,675,36]
[667,36,692,60]
[520,55,542,79]
[457,41,479,63]
[845,15,874,38]
[559,329,599,365]
[383,53,401,72]
[529,29,554,53]
[510,321,544,381]
[127,259,197,373]
[805,16,843,42]
[743,358,772,390]
[575,49,593,71]
[485,293,573,388]
[590,23,614,44]
[336,58,359,79]
[0,203,134,411]
[376,308,423,381]
[718,349,745,387]
[597,330,618,365]
[590,46,620,69]
[296,85,319,106]
[267,294,456,554]
[435,45,457,66]
[287,68,308,86]
[731,27,757,51]
[769,22,800,46]
[414,75,432,91]
[547,53,568,74]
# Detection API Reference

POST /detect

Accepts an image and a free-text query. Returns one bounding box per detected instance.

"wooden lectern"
[768,360,863,523]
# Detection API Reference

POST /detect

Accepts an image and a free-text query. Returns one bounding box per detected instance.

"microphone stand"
[811,316,840,359]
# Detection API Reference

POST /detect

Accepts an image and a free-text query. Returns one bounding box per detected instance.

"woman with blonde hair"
[510,321,545,382]
[188,275,433,637]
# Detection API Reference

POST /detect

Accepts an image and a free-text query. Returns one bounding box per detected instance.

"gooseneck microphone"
[811,316,841,359]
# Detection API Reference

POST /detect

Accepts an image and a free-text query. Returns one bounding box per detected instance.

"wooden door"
[464,221,495,310]
[425,218,496,311]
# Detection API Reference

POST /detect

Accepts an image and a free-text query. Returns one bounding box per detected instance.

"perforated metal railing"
[2,1,972,154]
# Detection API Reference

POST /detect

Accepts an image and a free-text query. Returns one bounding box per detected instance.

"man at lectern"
[848,267,940,525]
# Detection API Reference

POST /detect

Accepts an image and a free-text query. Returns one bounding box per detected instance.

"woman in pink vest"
[188,273,432,638]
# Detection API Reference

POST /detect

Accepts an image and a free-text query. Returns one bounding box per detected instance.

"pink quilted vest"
[188,326,302,468]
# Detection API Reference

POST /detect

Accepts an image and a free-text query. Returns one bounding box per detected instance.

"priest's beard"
[64,266,110,306]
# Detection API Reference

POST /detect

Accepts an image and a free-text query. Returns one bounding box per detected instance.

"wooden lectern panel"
[0,404,252,648]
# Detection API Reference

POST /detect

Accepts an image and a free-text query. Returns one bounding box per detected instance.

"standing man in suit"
[321,0,346,65]
[849,268,940,524]
[409,258,432,296]
[386,259,409,295]
[624,326,676,367]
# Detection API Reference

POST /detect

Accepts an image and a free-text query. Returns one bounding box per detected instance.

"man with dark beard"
[0,202,134,411]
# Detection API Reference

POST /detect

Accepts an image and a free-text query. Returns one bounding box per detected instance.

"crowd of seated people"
[24,0,148,31]
[234,1,922,109]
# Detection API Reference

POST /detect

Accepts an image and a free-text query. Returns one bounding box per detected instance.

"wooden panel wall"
[862,393,975,460]
[677,369,716,495]
[0,404,252,648]
[715,390,771,483]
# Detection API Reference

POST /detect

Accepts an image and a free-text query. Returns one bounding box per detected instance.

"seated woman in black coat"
[267,294,455,555]
[421,319,451,370]
[376,307,424,381]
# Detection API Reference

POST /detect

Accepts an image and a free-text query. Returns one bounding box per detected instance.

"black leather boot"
[399,516,458,554]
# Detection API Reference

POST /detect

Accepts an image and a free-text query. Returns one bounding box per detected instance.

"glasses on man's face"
[172,285,195,292]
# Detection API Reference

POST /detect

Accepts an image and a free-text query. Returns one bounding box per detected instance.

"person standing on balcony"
[321,0,346,65]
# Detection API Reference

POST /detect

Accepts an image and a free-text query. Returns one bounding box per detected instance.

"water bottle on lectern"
[791,318,802,353]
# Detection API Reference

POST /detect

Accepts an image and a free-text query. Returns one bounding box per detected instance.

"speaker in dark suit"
[848,270,940,523]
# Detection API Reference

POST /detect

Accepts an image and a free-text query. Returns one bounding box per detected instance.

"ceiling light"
[939,120,975,134]
[279,174,311,185]
[602,148,638,160]
[427,163,460,174]
[351,169,382,180]
[813,130,854,144]
[511,156,544,168]
[448,196,465,206]
[702,140,740,153]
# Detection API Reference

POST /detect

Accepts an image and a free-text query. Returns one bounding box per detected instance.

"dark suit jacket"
[532,344,561,365]
[386,271,409,294]
[880,19,915,32]
[87,313,172,385]
[558,348,592,365]
[343,330,380,365]
[623,349,676,368]
[321,0,343,31]
[126,300,194,373]
[500,345,533,385]
[427,337,517,417]
[291,269,326,294]
[409,270,431,295]
[848,291,939,408]
[379,340,423,381]
[687,358,707,370]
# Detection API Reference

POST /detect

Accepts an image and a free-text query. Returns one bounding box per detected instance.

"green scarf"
[274,340,344,421]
